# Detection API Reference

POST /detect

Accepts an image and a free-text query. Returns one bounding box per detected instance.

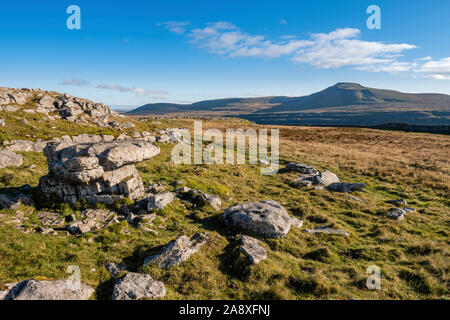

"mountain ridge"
[127,83,450,126]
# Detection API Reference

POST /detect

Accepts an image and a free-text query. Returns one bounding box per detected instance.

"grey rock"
[223,200,291,238]
[311,170,340,187]
[4,279,94,300]
[39,140,160,204]
[0,150,23,168]
[146,191,175,211]
[37,211,66,229]
[285,163,319,175]
[66,209,117,234]
[112,272,165,300]
[387,208,406,220]
[240,235,267,264]
[5,140,34,152]
[327,182,366,193]
[176,188,222,210]
[143,233,209,269]
[289,216,304,228]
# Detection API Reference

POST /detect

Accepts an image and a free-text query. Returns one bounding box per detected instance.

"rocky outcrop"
[240,235,267,264]
[223,200,292,238]
[0,88,31,105]
[3,279,94,300]
[0,150,23,168]
[39,140,160,204]
[143,233,209,269]
[0,87,124,128]
[112,272,166,300]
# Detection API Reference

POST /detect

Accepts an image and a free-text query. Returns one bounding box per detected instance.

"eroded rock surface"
[240,235,267,264]
[4,279,94,300]
[112,272,165,300]
[39,140,160,204]
[0,150,23,168]
[223,200,291,238]
[143,233,209,269]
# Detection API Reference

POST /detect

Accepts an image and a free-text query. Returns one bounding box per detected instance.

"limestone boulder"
[223,200,291,238]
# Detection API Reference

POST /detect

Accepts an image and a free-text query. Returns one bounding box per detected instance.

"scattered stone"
[37,211,66,229]
[240,235,267,264]
[66,209,118,235]
[327,182,366,193]
[285,163,319,175]
[143,233,209,269]
[0,150,23,168]
[311,170,340,187]
[387,208,406,220]
[4,279,94,300]
[289,216,303,228]
[0,119,5,126]
[304,226,350,237]
[176,188,222,210]
[112,272,165,300]
[223,200,291,238]
[146,191,175,211]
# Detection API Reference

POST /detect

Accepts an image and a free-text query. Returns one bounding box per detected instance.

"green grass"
[0,118,448,300]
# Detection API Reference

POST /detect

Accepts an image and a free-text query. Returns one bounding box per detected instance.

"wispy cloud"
[415,57,450,80]
[97,84,168,96]
[188,22,310,58]
[160,21,450,80]
[291,28,416,69]
[59,79,89,86]
[280,19,287,25]
[157,21,190,34]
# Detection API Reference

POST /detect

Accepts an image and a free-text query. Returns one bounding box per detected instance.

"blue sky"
[1,0,449,108]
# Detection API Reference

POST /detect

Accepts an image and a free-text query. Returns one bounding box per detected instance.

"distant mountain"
[127,83,450,126]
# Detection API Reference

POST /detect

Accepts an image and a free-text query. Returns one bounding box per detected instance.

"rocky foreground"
[0,88,445,300]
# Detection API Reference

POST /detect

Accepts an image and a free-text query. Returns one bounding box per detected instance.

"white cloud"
[59,79,89,86]
[292,28,416,69]
[280,19,287,25]
[97,84,168,96]
[188,22,310,58]
[415,57,450,80]
[163,21,450,80]
[157,21,190,34]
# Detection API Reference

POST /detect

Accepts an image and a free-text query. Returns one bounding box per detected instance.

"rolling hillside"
[127,83,450,126]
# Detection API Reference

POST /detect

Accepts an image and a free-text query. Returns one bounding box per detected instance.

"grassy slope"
[0,118,448,300]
